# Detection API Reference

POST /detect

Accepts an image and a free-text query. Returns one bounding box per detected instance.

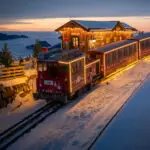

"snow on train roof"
[38,49,84,62]
[91,40,136,53]
[132,32,150,40]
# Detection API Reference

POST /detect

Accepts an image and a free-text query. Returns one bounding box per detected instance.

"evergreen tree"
[33,40,42,58]
[0,43,13,67]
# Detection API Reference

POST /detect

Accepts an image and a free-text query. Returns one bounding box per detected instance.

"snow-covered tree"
[33,40,42,58]
[0,43,13,67]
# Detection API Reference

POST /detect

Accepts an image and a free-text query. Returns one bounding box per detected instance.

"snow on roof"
[72,20,135,31]
[91,40,136,53]
[55,20,136,31]
[72,20,118,30]
[121,22,135,29]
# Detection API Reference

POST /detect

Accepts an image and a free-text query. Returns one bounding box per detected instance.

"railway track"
[0,101,62,150]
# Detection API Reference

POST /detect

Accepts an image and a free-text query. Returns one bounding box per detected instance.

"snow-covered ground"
[0,68,37,87]
[7,57,150,150]
[0,94,46,133]
[92,75,150,150]
[0,68,46,133]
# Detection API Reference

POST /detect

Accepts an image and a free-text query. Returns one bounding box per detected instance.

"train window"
[130,46,133,55]
[96,62,99,74]
[141,41,144,49]
[71,60,83,74]
[118,49,121,60]
[132,44,136,54]
[106,54,109,65]
[119,49,122,59]
[116,50,118,60]
[58,64,68,73]
[127,47,130,56]
[108,53,112,64]
[47,63,58,77]
[146,40,149,47]
[38,63,43,72]
[42,63,47,71]
[122,48,125,57]
[112,51,116,62]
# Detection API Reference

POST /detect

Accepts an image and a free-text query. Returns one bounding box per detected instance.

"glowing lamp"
[92,40,96,43]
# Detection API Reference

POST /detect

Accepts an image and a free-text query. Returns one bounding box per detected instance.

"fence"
[0,66,25,80]
[13,59,37,70]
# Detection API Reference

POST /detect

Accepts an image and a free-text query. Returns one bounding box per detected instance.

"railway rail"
[0,101,62,150]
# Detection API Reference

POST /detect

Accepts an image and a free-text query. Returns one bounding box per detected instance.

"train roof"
[90,40,136,53]
[38,49,85,62]
[132,32,150,40]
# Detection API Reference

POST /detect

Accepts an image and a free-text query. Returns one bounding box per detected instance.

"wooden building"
[55,20,137,52]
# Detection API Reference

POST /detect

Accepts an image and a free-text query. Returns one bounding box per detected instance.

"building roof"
[73,20,118,30]
[91,40,136,53]
[55,20,137,31]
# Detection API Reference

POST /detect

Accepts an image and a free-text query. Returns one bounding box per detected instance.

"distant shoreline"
[0,32,28,41]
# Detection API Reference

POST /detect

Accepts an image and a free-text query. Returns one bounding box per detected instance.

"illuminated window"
[38,63,42,72]
[71,36,79,48]
[71,60,83,74]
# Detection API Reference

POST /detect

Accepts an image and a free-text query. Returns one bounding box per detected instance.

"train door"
[71,36,79,49]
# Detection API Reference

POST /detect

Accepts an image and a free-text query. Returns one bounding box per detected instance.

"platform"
[92,75,150,150]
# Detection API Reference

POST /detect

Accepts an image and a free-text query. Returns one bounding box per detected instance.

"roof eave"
[55,20,88,32]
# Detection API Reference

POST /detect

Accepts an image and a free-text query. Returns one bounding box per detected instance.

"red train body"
[37,49,100,102]
[37,33,150,103]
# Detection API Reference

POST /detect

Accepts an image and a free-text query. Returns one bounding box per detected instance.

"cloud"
[143,17,150,20]
[0,19,33,25]
[0,0,150,20]
[0,16,150,32]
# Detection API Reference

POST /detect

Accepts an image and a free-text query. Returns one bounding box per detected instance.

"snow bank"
[8,57,150,150]
[0,68,36,87]
[24,69,37,77]
[0,77,28,87]
[0,93,46,133]
[0,68,41,133]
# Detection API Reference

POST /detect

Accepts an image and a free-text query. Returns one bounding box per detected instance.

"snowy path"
[8,57,150,150]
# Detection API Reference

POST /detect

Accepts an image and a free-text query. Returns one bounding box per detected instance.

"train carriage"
[88,40,138,76]
[37,49,101,103]
[131,33,150,59]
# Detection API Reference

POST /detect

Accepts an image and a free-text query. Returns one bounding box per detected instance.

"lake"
[0,31,61,58]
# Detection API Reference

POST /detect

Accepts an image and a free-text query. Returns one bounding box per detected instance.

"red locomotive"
[37,49,100,103]
[37,33,150,103]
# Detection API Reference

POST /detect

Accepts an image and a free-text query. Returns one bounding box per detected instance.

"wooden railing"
[0,66,25,80]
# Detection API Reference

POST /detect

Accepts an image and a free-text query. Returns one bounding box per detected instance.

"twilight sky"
[0,0,150,31]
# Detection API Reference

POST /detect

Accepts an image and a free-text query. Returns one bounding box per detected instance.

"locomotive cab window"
[47,63,58,77]
[58,64,68,73]
[38,63,43,72]
[38,63,47,72]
